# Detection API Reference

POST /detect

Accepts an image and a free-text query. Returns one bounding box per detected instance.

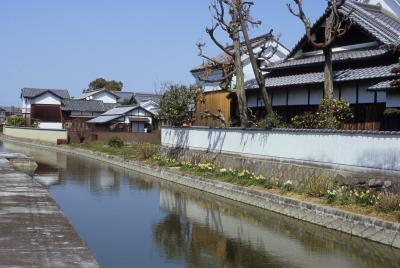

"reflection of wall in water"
[2,143,68,169]
[159,188,396,268]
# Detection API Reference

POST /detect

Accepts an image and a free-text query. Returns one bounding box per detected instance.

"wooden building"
[246,0,400,130]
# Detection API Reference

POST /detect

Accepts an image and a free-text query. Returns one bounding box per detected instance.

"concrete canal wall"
[1,135,399,249]
[0,151,99,267]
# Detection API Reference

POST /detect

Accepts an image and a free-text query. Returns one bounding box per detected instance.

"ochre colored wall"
[195,91,231,127]
[4,126,67,144]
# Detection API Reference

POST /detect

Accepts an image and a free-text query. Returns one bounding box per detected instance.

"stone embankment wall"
[161,127,400,189]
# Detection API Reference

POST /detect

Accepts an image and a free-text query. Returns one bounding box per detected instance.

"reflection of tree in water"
[153,214,297,268]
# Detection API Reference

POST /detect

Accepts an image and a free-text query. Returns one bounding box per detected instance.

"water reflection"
[155,186,400,268]
[2,141,400,268]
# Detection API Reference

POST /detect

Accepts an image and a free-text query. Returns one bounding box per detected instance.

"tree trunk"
[323,47,334,99]
[233,33,248,127]
[239,11,273,116]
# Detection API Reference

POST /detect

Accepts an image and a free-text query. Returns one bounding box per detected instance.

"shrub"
[375,192,400,213]
[299,176,336,197]
[6,115,25,127]
[258,112,283,130]
[317,98,354,129]
[108,136,124,148]
[291,98,353,130]
[291,112,318,129]
[135,143,159,160]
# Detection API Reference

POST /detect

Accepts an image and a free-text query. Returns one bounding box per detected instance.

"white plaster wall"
[162,127,400,171]
[309,87,323,105]
[247,92,259,108]
[288,88,308,105]
[377,91,386,103]
[340,85,357,103]
[272,89,286,106]
[33,92,61,105]
[386,91,400,107]
[21,98,31,113]
[358,84,375,104]
[92,91,117,103]
[38,122,63,130]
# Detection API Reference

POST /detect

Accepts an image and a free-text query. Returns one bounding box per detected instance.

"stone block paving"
[0,157,99,268]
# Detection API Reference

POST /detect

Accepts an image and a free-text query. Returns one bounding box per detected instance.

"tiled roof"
[267,48,388,71]
[191,34,289,72]
[367,80,400,91]
[288,1,400,58]
[114,91,135,103]
[247,63,398,89]
[134,92,162,105]
[21,88,70,99]
[61,99,107,112]
[87,115,122,124]
[103,103,119,111]
[77,89,120,100]
[102,105,139,116]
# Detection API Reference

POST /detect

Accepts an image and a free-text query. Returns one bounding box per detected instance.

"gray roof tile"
[267,48,388,70]
[61,99,107,112]
[247,63,398,89]
[114,91,135,103]
[367,80,400,91]
[21,88,70,99]
[134,93,161,105]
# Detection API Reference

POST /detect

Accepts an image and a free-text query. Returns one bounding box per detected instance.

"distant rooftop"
[21,88,70,99]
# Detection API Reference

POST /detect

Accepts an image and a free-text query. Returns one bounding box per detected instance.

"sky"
[0,0,325,106]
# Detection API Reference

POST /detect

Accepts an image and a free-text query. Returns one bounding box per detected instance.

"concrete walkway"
[0,155,99,267]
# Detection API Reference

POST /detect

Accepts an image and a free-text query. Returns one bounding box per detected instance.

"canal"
[1,140,400,268]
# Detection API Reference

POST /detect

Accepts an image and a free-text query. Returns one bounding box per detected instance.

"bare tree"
[288,0,353,98]
[198,0,249,127]
[238,2,278,115]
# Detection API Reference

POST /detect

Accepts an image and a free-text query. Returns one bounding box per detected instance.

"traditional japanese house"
[246,0,400,130]
[61,99,118,142]
[87,105,156,133]
[21,88,70,129]
[191,34,289,127]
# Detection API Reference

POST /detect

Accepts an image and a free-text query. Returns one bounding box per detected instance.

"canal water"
[1,140,400,268]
